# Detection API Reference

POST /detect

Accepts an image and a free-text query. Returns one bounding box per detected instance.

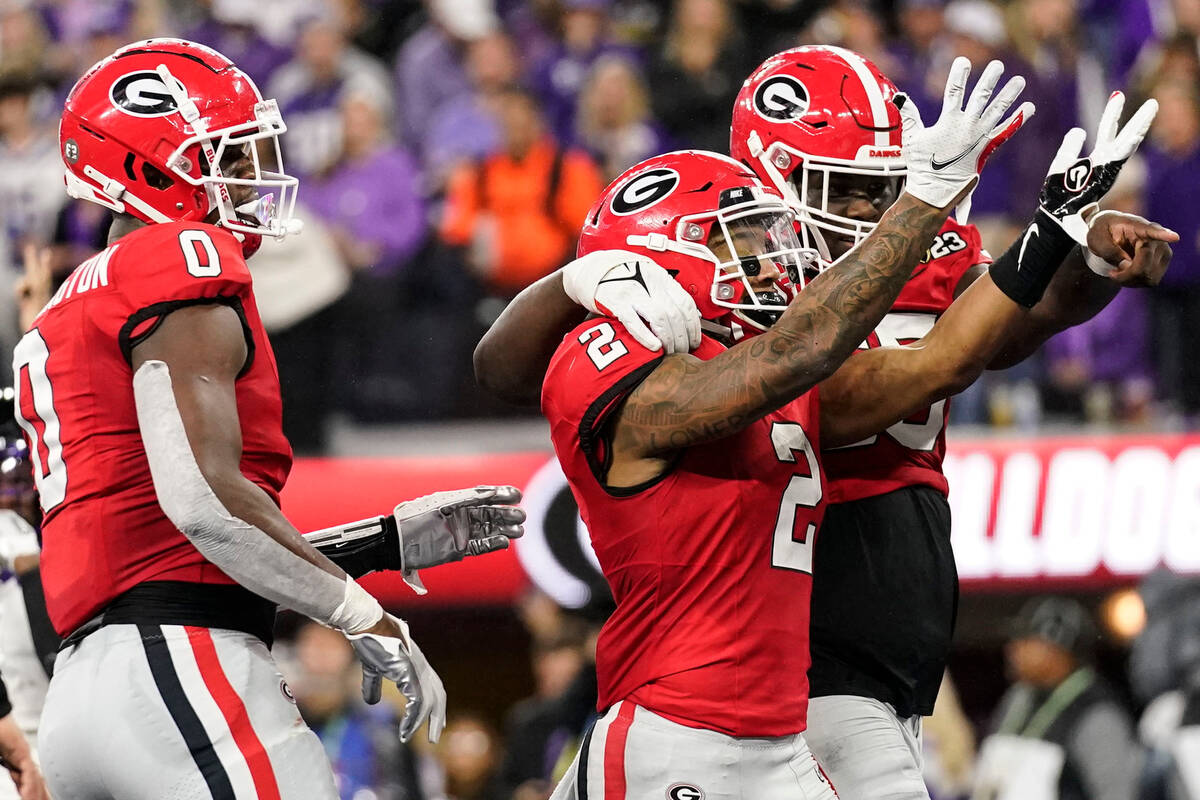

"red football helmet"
[731,45,904,268]
[59,39,300,256]
[579,150,815,338]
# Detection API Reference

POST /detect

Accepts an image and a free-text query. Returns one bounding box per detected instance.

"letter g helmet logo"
[610,168,680,216]
[667,783,705,800]
[110,71,186,117]
[753,75,810,122]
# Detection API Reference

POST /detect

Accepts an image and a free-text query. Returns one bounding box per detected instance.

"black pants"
[807,485,957,718]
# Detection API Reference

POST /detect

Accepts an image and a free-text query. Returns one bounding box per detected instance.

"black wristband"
[987,209,1077,308]
[317,516,403,578]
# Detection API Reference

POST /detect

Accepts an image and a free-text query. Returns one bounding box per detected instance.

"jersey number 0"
[12,230,224,512]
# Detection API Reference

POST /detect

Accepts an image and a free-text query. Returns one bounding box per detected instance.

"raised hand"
[1040,92,1159,245]
[897,57,1034,220]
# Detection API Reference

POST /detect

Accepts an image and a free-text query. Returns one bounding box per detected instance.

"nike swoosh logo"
[929,132,989,171]
[597,262,648,292]
[1017,223,1038,271]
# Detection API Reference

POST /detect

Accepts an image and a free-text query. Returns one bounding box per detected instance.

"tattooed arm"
[605,193,953,488]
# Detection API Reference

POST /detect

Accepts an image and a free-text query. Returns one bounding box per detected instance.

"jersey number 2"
[579,322,628,371]
[770,421,822,574]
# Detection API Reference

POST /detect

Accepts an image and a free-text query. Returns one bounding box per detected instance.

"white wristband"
[1083,248,1118,277]
[328,575,384,634]
[1083,209,1127,277]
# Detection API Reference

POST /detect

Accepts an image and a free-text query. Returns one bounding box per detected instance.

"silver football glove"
[396,485,525,592]
[346,613,447,743]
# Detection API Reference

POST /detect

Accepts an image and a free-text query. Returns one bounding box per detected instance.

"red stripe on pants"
[604,701,636,799]
[186,627,283,800]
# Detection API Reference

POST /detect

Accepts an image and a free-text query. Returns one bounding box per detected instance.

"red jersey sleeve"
[893,219,989,313]
[542,318,669,489]
[104,222,255,366]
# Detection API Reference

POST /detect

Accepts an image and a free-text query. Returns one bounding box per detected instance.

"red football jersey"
[12,222,291,635]
[822,218,989,503]
[543,318,826,737]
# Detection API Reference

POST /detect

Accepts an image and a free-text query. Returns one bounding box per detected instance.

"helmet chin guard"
[580,150,818,339]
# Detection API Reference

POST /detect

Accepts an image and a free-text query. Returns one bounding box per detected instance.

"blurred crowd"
[0,0,1198,448]
[267,575,1200,800]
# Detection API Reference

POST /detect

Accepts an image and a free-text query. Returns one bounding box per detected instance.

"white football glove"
[346,613,447,743]
[0,510,38,571]
[561,249,701,354]
[898,57,1034,221]
[1039,91,1158,246]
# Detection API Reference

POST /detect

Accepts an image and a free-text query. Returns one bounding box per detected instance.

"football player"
[536,58,1033,797]
[15,39,523,799]
[476,48,1173,799]
[730,47,1172,800]
[0,404,50,800]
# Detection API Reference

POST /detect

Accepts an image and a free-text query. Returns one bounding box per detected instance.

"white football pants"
[804,695,929,800]
[39,624,338,800]
[550,700,839,800]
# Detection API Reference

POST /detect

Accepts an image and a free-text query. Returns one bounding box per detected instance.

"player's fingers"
[468,505,526,527]
[614,304,662,352]
[466,535,513,556]
[941,56,972,113]
[1120,218,1180,243]
[361,668,382,705]
[1096,91,1125,146]
[979,74,1026,130]
[398,681,426,743]
[660,302,692,355]
[893,92,924,134]
[1114,98,1159,159]
[1048,126,1087,176]
[449,485,522,508]
[679,295,701,350]
[630,299,683,355]
[21,243,37,274]
[965,59,1005,118]
[427,682,447,743]
[1126,239,1172,286]
[982,102,1034,172]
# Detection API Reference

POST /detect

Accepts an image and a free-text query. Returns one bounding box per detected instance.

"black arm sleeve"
[17,568,60,678]
[0,675,11,720]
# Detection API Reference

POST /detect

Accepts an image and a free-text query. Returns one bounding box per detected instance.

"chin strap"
[699,318,744,345]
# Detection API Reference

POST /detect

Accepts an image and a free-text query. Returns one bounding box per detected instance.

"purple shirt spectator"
[531,40,640,144]
[1043,289,1152,384]
[394,25,474,153]
[184,19,292,89]
[303,146,427,276]
[269,17,393,176]
[423,97,502,188]
[1143,143,1200,288]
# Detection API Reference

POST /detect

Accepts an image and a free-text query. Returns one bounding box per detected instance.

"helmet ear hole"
[141,162,174,191]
